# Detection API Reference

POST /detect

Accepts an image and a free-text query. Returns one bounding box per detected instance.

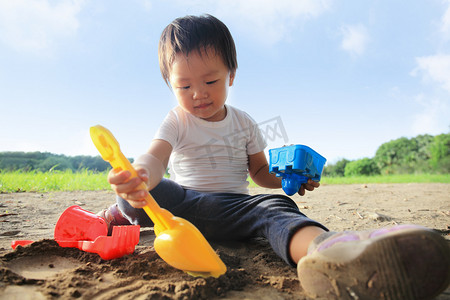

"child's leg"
[297,224,450,300]
[187,193,329,266]
[288,225,327,264]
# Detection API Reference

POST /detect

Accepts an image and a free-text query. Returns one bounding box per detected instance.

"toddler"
[100,14,450,299]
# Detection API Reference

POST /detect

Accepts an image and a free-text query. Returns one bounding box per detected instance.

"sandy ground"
[0,183,449,299]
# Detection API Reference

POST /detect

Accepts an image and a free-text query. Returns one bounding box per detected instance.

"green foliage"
[374,134,434,174]
[0,169,111,193]
[2,171,448,193]
[344,158,380,176]
[322,173,450,184]
[0,151,113,172]
[429,133,450,173]
[2,132,449,179]
[323,158,349,177]
[324,132,449,177]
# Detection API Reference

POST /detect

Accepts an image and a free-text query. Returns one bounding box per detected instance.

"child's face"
[169,48,235,122]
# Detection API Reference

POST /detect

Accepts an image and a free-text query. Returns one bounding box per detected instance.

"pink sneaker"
[97,203,131,235]
[298,225,450,300]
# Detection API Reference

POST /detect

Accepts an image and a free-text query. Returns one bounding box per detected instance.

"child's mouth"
[195,103,211,109]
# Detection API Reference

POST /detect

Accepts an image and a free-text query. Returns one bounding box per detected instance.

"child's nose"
[193,86,208,100]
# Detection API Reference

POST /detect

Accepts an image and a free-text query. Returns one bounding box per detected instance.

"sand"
[1,183,449,299]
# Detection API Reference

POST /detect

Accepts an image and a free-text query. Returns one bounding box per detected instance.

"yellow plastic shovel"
[90,125,226,278]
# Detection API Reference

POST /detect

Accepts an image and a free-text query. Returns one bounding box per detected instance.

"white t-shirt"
[154,105,267,194]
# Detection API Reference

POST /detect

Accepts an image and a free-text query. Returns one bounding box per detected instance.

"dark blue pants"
[117,178,327,266]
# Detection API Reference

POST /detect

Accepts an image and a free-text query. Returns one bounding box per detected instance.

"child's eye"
[206,80,218,85]
[179,86,190,90]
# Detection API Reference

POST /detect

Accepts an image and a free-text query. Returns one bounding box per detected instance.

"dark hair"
[158,14,238,86]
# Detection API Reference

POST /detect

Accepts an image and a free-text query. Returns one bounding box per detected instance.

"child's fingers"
[127,200,147,209]
[307,179,320,188]
[115,189,147,208]
[114,177,142,194]
[298,180,320,196]
[298,185,306,196]
[303,184,315,191]
[108,169,131,185]
[121,190,147,208]
[137,169,149,186]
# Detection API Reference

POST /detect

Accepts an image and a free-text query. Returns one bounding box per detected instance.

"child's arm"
[248,151,282,189]
[248,151,320,195]
[108,139,172,208]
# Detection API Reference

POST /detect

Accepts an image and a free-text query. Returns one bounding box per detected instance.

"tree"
[323,159,350,177]
[375,137,411,173]
[0,151,111,172]
[429,133,450,173]
[344,158,380,176]
[38,156,73,171]
[374,135,434,174]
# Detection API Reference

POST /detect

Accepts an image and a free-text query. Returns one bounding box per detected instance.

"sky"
[1,0,449,164]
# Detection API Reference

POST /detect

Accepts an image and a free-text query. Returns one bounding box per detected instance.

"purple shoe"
[97,203,131,235]
[298,225,450,300]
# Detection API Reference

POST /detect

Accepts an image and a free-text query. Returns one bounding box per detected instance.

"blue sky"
[1,0,449,164]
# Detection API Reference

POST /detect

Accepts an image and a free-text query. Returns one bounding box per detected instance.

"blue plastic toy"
[269,145,326,196]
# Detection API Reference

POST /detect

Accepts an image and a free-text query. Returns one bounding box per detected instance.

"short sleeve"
[153,110,178,147]
[244,113,267,155]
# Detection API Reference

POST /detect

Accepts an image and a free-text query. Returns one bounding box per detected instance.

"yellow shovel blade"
[90,125,226,277]
[150,208,226,278]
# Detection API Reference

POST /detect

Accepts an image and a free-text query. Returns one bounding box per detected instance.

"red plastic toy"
[12,205,140,260]
[56,225,140,260]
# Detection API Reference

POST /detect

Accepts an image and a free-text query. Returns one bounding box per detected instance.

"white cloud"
[223,0,332,44]
[140,0,152,11]
[412,54,450,93]
[411,94,449,135]
[340,24,369,56]
[441,0,450,37]
[408,3,450,135]
[0,0,84,52]
[174,0,332,45]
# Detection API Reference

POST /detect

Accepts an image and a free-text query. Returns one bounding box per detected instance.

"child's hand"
[107,168,149,208]
[298,179,320,196]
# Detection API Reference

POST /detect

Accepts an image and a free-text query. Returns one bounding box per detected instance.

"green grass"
[321,173,450,185]
[0,170,111,193]
[247,173,450,187]
[0,171,449,193]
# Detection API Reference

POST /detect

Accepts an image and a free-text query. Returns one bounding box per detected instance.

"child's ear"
[229,72,236,86]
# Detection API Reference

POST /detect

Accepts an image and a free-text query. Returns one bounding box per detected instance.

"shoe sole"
[297,228,450,300]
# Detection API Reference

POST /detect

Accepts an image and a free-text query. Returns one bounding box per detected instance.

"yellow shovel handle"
[90,125,170,231]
